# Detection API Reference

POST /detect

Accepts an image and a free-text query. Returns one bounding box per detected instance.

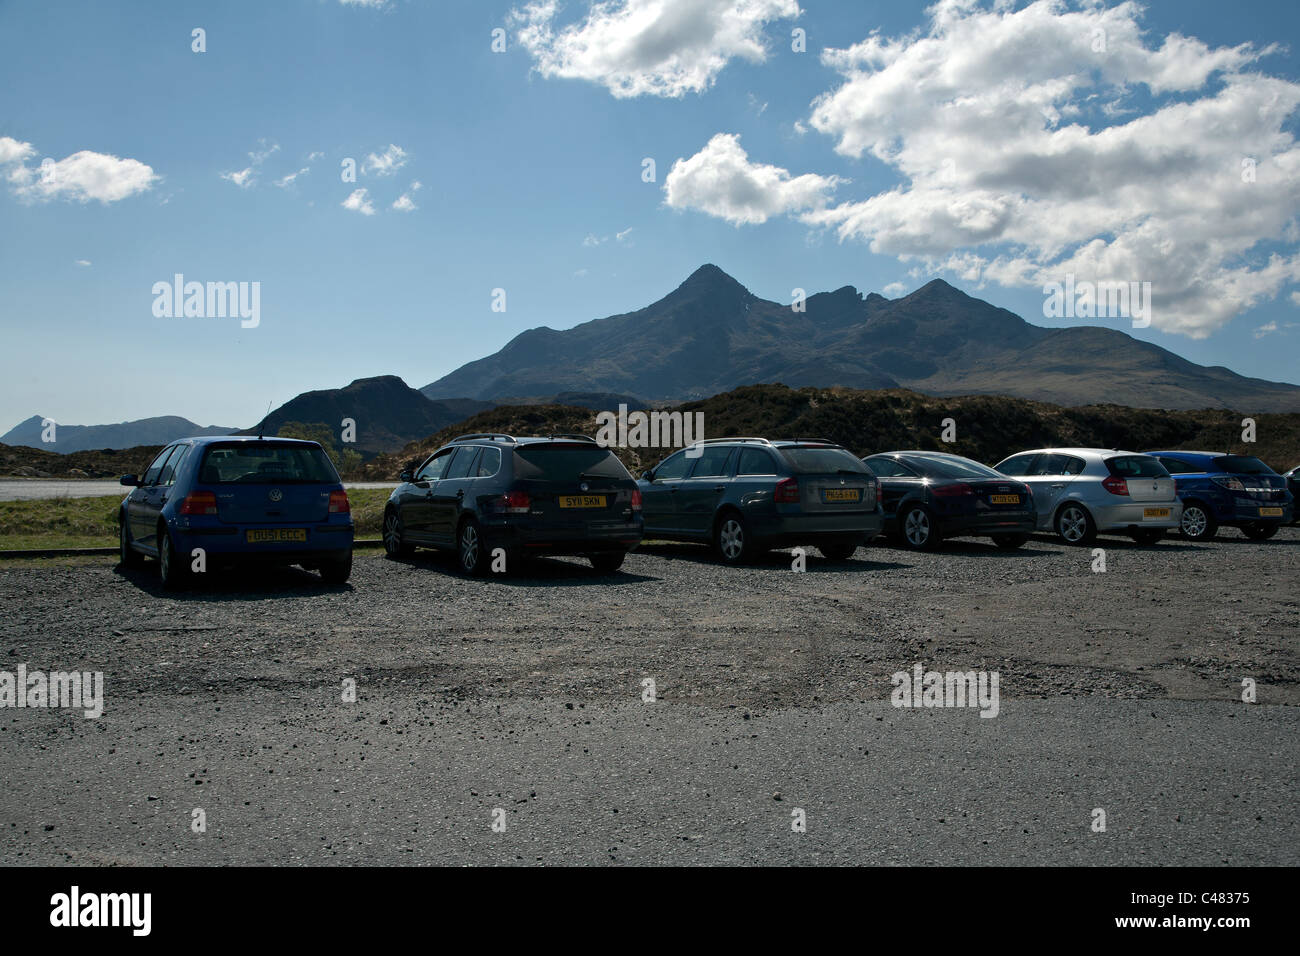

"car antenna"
[256,399,272,440]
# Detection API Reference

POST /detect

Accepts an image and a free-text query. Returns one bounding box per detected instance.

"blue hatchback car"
[1145,451,1293,541]
[119,436,355,587]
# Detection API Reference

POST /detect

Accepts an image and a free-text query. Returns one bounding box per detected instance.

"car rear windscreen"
[512,445,631,481]
[1213,455,1276,475]
[1105,455,1169,479]
[905,455,1003,480]
[778,446,871,474]
[199,444,339,484]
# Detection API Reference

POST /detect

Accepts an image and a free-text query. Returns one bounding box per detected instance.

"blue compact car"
[1146,451,1293,541]
[119,436,355,588]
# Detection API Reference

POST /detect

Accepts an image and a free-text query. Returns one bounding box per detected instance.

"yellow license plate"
[1143,508,1170,519]
[246,528,307,543]
[823,488,861,502]
[558,495,606,509]
[1260,507,1283,517]
[989,494,1020,505]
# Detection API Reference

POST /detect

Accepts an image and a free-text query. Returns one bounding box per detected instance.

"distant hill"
[240,375,495,456]
[358,383,1300,480]
[420,264,1300,412]
[0,415,235,454]
[0,442,163,479]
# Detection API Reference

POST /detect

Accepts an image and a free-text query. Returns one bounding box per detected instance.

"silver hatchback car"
[992,448,1183,545]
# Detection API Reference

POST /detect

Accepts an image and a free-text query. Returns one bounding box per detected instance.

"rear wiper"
[578,472,614,481]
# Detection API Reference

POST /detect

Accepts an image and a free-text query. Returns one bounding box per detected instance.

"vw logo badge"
[268,489,283,502]
[580,482,589,492]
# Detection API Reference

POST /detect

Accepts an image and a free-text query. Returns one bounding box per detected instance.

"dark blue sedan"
[119,436,354,587]
[1146,450,1293,541]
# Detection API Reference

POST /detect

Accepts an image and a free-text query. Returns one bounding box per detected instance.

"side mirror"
[399,470,413,483]
[120,474,139,487]
[640,470,653,482]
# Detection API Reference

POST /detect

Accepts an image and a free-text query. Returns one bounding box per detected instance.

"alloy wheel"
[1181,506,1208,538]
[1058,506,1088,543]
[718,518,744,561]
[904,508,930,547]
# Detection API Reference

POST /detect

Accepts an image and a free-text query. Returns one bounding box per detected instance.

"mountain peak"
[678,263,748,293]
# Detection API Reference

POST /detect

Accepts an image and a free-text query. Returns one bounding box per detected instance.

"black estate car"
[864,450,1036,550]
[636,438,882,564]
[383,434,643,574]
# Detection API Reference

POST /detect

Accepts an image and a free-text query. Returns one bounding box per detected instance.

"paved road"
[0,479,396,501]
[1,528,1295,864]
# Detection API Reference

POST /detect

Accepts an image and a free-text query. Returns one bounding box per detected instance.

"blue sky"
[2,0,1299,430]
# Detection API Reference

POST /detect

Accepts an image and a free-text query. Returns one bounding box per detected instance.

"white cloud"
[615,226,634,242]
[363,144,407,176]
[392,180,422,211]
[340,0,388,7]
[75,259,91,267]
[342,187,376,215]
[2,138,158,204]
[1253,321,1279,338]
[221,141,279,189]
[274,167,311,188]
[792,0,1300,337]
[663,132,843,224]
[882,281,906,297]
[510,0,801,99]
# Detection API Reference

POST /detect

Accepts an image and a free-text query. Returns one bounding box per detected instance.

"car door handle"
[714,485,725,492]
[456,490,464,498]
[1050,483,1065,489]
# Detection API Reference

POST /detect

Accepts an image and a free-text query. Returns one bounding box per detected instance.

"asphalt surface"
[1,525,1296,865]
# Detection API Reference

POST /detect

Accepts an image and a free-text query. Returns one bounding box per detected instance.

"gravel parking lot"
[1,527,1296,864]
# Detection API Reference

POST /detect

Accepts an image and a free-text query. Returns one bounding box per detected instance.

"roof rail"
[775,438,838,446]
[450,433,516,443]
[548,433,597,443]
[686,437,774,446]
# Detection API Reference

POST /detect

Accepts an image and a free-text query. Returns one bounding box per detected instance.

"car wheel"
[991,533,1029,549]
[713,511,750,565]
[818,541,858,561]
[899,505,938,551]
[457,518,489,576]
[1179,502,1217,541]
[1242,522,1279,541]
[1130,529,1164,546]
[157,524,190,590]
[383,508,413,558]
[119,512,143,567]
[1054,503,1096,545]
[589,552,626,574]
[319,551,352,585]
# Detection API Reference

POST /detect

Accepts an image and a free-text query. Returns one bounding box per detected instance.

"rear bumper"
[1213,498,1293,525]
[480,517,643,556]
[1091,500,1183,531]
[931,512,1037,538]
[751,511,883,545]
[170,518,353,557]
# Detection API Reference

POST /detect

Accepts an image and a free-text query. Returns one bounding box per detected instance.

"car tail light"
[329,490,350,514]
[1102,475,1129,496]
[1211,476,1245,492]
[500,490,531,514]
[774,477,800,503]
[629,488,642,511]
[930,482,972,497]
[179,491,218,515]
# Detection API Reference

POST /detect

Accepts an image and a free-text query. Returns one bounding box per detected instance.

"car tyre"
[1054,503,1097,546]
[899,504,939,551]
[713,511,751,565]
[383,508,413,558]
[457,518,489,576]
[1242,522,1279,541]
[157,524,190,590]
[319,551,352,585]
[119,513,144,567]
[1178,502,1217,541]
[818,540,859,561]
[991,533,1029,549]
[589,552,626,574]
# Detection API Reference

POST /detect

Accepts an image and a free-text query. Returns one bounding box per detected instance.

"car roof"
[998,447,1146,458]
[867,450,986,461]
[1145,450,1227,460]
